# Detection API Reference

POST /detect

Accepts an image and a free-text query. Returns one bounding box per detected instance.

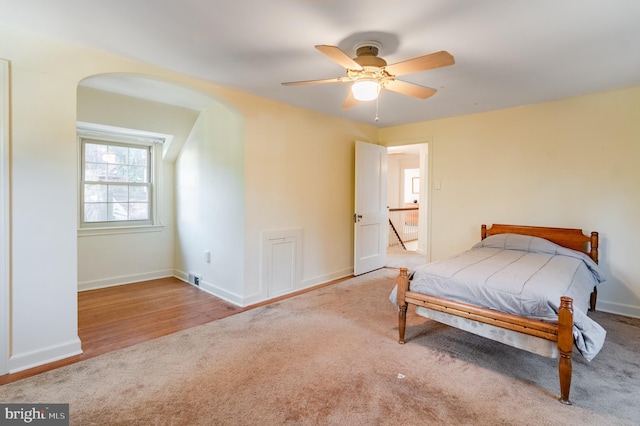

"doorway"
[386,143,429,269]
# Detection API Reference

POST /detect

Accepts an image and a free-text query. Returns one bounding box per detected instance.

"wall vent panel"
[262,229,302,298]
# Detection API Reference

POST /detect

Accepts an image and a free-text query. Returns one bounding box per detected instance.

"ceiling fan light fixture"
[351,79,381,101]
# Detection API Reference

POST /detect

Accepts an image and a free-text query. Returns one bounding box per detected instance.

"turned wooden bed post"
[557,296,574,405]
[589,231,599,263]
[589,231,599,311]
[398,268,409,344]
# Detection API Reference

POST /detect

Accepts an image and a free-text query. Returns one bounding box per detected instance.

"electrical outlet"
[194,276,200,286]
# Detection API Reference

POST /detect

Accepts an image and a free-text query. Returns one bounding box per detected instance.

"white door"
[354,141,387,275]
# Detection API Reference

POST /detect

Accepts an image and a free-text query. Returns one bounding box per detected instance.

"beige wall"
[379,86,640,317]
[242,102,377,302]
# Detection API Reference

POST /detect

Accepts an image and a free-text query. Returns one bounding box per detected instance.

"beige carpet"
[385,246,426,270]
[1,269,638,425]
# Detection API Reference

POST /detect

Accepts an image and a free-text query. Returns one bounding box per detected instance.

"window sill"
[78,224,165,237]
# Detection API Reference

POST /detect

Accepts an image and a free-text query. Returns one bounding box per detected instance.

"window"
[78,123,166,231]
[82,139,151,223]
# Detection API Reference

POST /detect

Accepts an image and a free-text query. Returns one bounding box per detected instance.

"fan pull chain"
[374,96,380,123]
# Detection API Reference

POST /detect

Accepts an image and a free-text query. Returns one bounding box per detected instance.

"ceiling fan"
[282,42,455,109]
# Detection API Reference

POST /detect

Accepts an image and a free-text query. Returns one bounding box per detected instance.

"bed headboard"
[481,224,599,263]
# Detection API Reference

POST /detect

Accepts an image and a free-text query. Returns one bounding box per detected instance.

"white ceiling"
[2,0,640,127]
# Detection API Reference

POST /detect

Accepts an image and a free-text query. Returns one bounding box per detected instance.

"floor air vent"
[188,273,201,286]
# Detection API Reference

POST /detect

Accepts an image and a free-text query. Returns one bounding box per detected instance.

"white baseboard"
[174,269,245,306]
[199,282,244,306]
[175,268,354,308]
[596,300,640,319]
[241,267,354,307]
[8,338,83,374]
[78,269,174,292]
[300,267,353,289]
[173,269,189,283]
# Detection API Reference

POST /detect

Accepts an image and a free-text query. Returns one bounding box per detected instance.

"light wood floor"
[0,277,245,385]
[0,275,346,386]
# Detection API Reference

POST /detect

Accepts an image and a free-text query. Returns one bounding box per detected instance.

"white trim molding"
[8,339,82,374]
[0,58,10,375]
[78,269,174,292]
[173,266,354,308]
[76,121,170,233]
[597,300,640,320]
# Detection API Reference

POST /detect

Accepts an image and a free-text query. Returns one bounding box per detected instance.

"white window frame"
[77,122,166,236]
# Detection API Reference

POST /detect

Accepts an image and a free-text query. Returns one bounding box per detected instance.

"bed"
[390,224,606,404]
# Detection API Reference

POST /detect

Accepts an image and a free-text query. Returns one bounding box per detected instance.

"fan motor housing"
[353,44,387,68]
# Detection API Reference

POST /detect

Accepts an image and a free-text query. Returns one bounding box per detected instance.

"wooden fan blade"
[315,45,363,71]
[384,51,454,76]
[384,80,437,99]
[342,89,359,109]
[281,77,343,86]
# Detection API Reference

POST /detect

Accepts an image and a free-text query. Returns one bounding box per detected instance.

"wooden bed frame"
[396,224,599,404]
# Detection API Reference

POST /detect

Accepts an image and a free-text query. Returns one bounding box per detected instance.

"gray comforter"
[390,233,607,361]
